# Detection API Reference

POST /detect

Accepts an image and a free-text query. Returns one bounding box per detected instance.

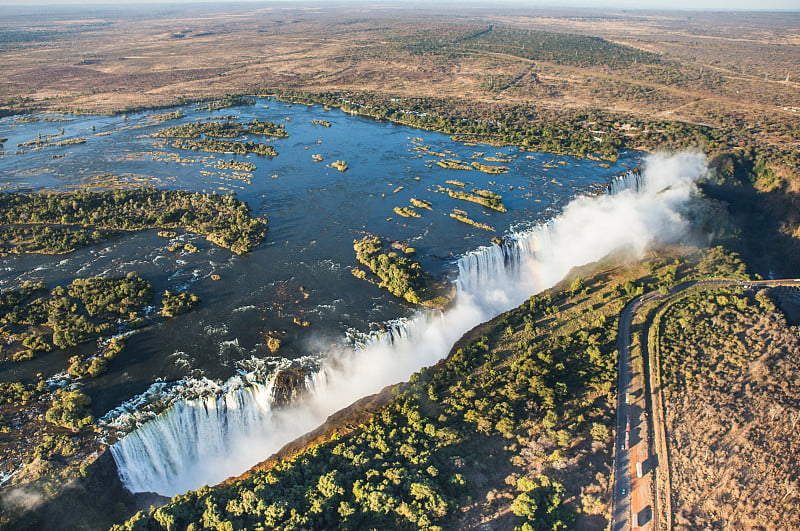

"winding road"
[610,279,800,531]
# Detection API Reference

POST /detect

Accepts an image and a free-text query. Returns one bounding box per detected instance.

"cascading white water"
[109,151,707,497]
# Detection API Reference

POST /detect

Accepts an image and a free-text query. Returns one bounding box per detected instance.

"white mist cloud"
[111,150,707,496]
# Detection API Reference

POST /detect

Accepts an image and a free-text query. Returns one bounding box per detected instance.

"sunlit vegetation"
[200,95,255,111]
[44,389,93,432]
[0,188,266,255]
[0,272,153,362]
[161,291,200,318]
[310,119,331,127]
[410,198,432,210]
[471,161,509,174]
[153,111,185,122]
[216,160,256,172]
[447,188,507,212]
[68,337,125,379]
[154,121,245,138]
[172,139,277,157]
[330,160,348,172]
[353,236,450,309]
[268,90,798,171]
[246,120,288,138]
[393,206,420,218]
[449,210,495,232]
[120,249,729,531]
[437,159,472,170]
[0,225,122,255]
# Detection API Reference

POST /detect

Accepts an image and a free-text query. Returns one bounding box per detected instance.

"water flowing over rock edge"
[108,152,705,496]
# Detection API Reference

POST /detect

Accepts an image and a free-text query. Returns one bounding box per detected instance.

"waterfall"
[108,151,707,497]
[110,380,277,496]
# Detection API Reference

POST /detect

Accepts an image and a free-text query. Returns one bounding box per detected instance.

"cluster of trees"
[161,291,200,318]
[216,160,256,172]
[44,389,92,432]
[246,120,289,138]
[449,210,494,232]
[446,188,506,212]
[0,380,45,406]
[659,286,762,395]
[67,272,153,320]
[172,139,277,157]
[0,188,266,255]
[0,272,198,378]
[399,25,660,70]
[0,273,149,362]
[352,236,435,307]
[154,119,287,140]
[68,337,125,378]
[470,162,509,174]
[200,96,255,111]
[153,111,185,122]
[154,121,245,138]
[0,224,120,255]
[269,90,625,158]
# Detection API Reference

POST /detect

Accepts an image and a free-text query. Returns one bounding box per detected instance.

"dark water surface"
[0,98,640,414]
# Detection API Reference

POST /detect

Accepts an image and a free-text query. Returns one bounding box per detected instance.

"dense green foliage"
[67,272,153,320]
[200,96,255,111]
[172,139,277,157]
[0,380,45,406]
[446,188,506,212]
[154,121,245,138]
[0,188,266,255]
[246,120,288,138]
[161,291,200,318]
[68,337,125,378]
[352,236,447,308]
[0,272,196,375]
[154,119,286,139]
[44,389,93,432]
[0,273,151,360]
[0,225,121,255]
[470,162,509,175]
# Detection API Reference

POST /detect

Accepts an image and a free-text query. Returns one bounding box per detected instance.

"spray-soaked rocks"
[271,367,311,407]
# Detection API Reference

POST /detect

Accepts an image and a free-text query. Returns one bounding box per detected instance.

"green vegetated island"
[352,236,453,310]
[111,245,767,531]
[0,272,198,370]
[0,188,266,255]
[0,271,200,515]
[154,119,286,157]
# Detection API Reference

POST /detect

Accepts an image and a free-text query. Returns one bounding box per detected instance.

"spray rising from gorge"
[108,151,707,497]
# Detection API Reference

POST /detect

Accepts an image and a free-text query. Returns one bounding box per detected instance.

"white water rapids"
[108,151,707,497]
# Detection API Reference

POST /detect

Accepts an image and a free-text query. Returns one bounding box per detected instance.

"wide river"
[0,98,640,479]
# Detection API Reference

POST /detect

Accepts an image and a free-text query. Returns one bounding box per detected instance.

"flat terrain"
[1,5,798,151]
